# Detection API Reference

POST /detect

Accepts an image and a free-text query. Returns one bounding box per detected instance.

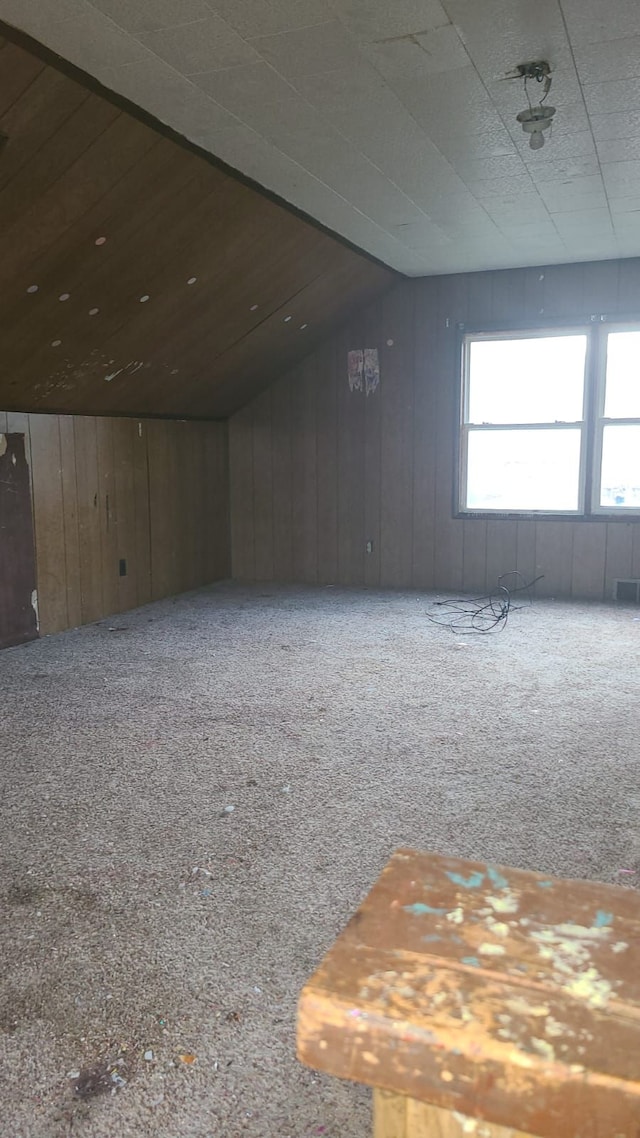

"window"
[459,324,640,516]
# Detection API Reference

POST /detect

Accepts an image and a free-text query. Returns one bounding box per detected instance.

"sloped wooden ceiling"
[0,29,396,419]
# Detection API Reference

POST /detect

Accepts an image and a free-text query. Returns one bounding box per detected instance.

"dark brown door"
[0,433,38,649]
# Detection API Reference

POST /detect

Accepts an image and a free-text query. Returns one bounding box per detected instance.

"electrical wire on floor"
[426,571,545,634]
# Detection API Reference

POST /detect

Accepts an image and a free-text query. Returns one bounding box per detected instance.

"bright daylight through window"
[460,327,640,515]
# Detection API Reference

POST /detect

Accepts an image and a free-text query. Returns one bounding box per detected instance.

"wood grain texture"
[1,411,229,637]
[0,35,394,420]
[299,848,640,1138]
[230,259,640,600]
[374,1090,535,1138]
[0,433,37,648]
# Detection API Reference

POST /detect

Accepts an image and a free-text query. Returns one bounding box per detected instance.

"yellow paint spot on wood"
[505,998,550,1017]
[531,1038,555,1061]
[487,892,519,913]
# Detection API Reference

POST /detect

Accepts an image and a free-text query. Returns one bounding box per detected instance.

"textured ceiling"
[1,0,640,276]
[0,34,394,419]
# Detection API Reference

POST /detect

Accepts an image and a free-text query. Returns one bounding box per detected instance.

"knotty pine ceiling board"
[0,33,395,419]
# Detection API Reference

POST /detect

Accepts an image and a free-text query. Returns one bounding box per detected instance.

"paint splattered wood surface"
[297,849,640,1137]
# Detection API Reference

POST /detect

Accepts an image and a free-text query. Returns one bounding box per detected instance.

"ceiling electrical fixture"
[515,61,556,150]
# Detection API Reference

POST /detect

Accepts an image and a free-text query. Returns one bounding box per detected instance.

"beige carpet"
[1,582,639,1137]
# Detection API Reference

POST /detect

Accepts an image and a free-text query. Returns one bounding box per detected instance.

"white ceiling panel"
[583,78,640,116]
[90,0,214,34]
[138,15,258,72]
[559,0,640,46]
[246,20,356,78]
[211,0,334,39]
[330,0,450,42]
[597,136,640,164]
[574,36,640,85]
[4,0,640,274]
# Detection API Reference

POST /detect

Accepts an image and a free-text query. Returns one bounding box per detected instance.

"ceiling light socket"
[514,60,555,150]
[516,104,556,149]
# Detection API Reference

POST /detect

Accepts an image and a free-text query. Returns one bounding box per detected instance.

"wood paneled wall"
[0,32,394,420]
[230,258,640,601]
[1,410,228,636]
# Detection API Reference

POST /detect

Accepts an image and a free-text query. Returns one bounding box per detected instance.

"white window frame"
[591,321,640,516]
[459,327,590,517]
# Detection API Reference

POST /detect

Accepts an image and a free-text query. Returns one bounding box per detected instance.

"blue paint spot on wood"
[422,934,442,942]
[403,902,446,916]
[538,880,553,888]
[594,910,613,928]
[487,866,508,890]
[462,956,481,967]
[446,871,484,889]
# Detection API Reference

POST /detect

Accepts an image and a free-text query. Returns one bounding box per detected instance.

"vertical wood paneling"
[315,340,338,584]
[516,521,537,588]
[252,389,274,581]
[292,358,318,584]
[272,376,294,582]
[58,414,82,628]
[379,283,414,588]
[363,300,382,589]
[1,410,228,638]
[207,421,230,583]
[411,279,438,589]
[96,417,120,618]
[112,418,141,613]
[336,322,366,585]
[433,275,466,590]
[535,521,574,598]
[582,259,620,316]
[147,420,177,600]
[462,521,487,594]
[485,520,518,592]
[73,416,103,623]
[632,525,640,580]
[604,522,633,601]
[229,406,255,580]
[132,420,152,606]
[230,258,640,602]
[571,523,607,599]
[29,413,68,632]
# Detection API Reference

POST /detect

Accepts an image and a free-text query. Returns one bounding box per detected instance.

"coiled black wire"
[426,571,545,634]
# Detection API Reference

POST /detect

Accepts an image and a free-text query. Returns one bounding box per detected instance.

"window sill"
[456,510,640,521]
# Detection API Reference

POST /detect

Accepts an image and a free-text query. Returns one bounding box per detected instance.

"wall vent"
[613,579,640,603]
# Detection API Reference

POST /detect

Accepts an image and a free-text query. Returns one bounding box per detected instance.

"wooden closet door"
[0,433,38,649]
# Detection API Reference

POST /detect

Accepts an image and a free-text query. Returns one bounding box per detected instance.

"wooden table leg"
[373,1089,538,1138]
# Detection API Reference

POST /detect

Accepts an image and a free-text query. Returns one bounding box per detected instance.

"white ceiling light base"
[516,103,557,149]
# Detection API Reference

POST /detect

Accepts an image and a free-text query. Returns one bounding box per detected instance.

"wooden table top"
[298,849,640,1137]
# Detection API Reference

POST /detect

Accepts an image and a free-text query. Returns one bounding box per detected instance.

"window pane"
[600,424,640,508]
[604,331,640,418]
[467,336,586,424]
[465,429,581,511]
